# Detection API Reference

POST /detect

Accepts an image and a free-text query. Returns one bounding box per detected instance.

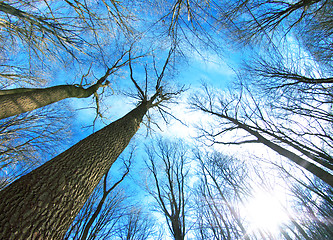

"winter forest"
[0,0,332,239]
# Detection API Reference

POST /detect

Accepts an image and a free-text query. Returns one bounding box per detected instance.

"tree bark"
[171,220,184,240]
[0,101,149,239]
[0,82,105,120]
[80,168,128,240]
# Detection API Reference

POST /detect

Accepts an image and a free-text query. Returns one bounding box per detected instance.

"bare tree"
[215,0,330,44]
[193,148,333,240]
[140,0,229,57]
[0,0,140,122]
[193,150,252,240]
[292,181,333,239]
[0,49,135,120]
[116,207,157,240]
[294,1,333,67]
[269,161,333,239]
[144,138,190,240]
[0,1,134,60]
[0,102,72,189]
[0,1,81,54]
[190,84,333,187]
[0,48,184,239]
[64,154,132,240]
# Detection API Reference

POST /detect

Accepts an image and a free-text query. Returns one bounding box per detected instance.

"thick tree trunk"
[80,169,128,240]
[172,220,184,240]
[80,194,108,240]
[0,102,149,239]
[0,83,104,120]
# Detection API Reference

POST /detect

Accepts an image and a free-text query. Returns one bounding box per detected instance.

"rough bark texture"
[80,169,128,240]
[0,102,149,239]
[0,83,103,120]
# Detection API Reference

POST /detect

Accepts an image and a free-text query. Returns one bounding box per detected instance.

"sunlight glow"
[243,191,289,233]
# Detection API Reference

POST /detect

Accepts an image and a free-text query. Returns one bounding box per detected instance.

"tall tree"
[0,49,184,239]
[142,0,228,57]
[116,207,157,240]
[0,0,134,60]
[0,0,138,121]
[215,0,330,44]
[144,138,190,240]
[64,158,131,240]
[194,150,252,240]
[190,84,333,187]
[193,149,333,239]
[0,49,133,120]
[271,161,333,239]
[0,102,72,189]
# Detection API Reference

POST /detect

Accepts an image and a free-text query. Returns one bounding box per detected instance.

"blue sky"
[53,31,296,238]
[58,42,240,239]
[64,46,293,239]
[1,1,331,239]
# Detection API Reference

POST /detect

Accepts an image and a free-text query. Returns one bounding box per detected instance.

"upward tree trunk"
[80,169,129,240]
[0,82,105,120]
[225,115,333,188]
[0,101,149,239]
[171,219,184,240]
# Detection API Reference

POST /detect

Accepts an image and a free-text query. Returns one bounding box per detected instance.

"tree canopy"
[0,0,332,239]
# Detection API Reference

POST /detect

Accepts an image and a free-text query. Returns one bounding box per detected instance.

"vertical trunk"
[206,170,250,240]
[172,220,184,240]
[0,83,103,120]
[0,102,149,239]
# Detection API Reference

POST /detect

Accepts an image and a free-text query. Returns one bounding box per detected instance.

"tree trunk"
[172,220,184,240]
[80,193,108,240]
[0,101,149,239]
[0,83,104,120]
[80,169,128,240]
[226,116,333,188]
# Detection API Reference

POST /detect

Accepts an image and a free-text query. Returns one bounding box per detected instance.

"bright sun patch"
[243,191,290,233]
